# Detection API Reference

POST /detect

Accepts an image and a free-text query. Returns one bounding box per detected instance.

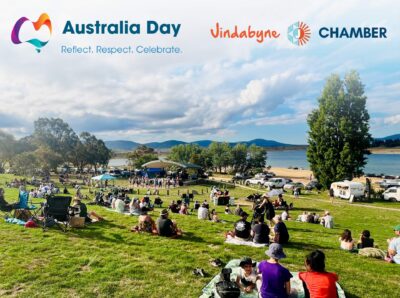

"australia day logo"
[11,13,52,53]
[287,21,311,46]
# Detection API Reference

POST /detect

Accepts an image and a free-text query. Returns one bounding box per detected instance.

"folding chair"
[13,191,38,221]
[42,196,72,232]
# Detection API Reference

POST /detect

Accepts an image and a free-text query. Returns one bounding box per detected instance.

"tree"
[169,144,202,163]
[247,144,267,173]
[307,71,372,188]
[208,142,232,173]
[33,118,79,164]
[127,145,158,169]
[12,152,40,176]
[231,143,248,173]
[0,130,17,172]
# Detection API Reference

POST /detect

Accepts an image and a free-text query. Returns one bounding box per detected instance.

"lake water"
[109,150,400,176]
[267,150,400,176]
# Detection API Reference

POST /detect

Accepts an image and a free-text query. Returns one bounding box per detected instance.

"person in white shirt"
[322,211,334,229]
[114,198,126,213]
[198,203,209,220]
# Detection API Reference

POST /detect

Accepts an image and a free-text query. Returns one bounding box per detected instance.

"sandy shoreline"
[269,167,382,185]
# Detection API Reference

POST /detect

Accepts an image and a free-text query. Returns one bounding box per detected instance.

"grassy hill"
[0,175,398,297]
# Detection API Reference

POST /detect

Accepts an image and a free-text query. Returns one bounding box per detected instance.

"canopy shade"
[91,174,117,181]
[142,159,202,169]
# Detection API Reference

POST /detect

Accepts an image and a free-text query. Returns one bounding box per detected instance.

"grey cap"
[265,243,286,259]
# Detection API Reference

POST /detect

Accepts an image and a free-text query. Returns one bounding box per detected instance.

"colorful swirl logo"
[287,21,311,46]
[11,13,52,53]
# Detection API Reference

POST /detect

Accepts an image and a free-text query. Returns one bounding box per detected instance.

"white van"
[330,181,365,199]
[383,187,400,202]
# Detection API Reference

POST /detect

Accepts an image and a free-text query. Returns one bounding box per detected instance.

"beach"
[270,167,382,186]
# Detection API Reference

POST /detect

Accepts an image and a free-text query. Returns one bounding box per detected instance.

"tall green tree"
[208,142,232,173]
[127,145,158,169]
[307,71,372,188]
[33,118,79,164]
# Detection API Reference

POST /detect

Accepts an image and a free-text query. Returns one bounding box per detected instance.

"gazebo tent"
[142,159,202,169]
[91,174,117,181]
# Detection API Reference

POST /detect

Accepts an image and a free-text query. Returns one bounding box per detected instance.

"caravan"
[330,181,365,199]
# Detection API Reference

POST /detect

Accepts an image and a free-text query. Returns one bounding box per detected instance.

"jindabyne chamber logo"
[287,21,310,46]
[11,13,52,53]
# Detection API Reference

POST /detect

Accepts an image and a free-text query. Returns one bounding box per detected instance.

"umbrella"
[268,189,283,197]
[91,174,117,181]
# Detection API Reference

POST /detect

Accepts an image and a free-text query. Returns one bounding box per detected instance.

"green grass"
[0,174,399,297]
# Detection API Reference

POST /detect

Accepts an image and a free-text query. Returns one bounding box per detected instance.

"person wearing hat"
[387,224,400,264]
[236,257,257,294]
[156,209,182,238]
[258,243,292,298]
[233,211,251,240]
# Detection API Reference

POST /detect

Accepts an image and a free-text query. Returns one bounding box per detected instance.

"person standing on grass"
[299,250,338,298]
[387,224,400,264]
[257,243,292,298]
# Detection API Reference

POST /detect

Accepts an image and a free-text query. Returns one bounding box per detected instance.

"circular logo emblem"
[287,21,311,46]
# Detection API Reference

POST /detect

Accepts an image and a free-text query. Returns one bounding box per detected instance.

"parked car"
[305,180,322,191]
[234,173,252,180]
[245,177,269,186]
[264,178,292,189]
[378,179,400,189]
[283,182,305,191]
[383,187,400,202]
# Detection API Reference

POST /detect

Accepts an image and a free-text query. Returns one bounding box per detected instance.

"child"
[299,250,338,298]
[258,243,292,297]
[339,229,355,251]
[236,257,257,294]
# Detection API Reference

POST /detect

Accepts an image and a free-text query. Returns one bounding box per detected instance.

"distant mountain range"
[376,134,400,141]
[105,139,297,151]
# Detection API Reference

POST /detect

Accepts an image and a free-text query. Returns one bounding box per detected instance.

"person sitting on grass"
[131,207,157,234]
[210,209,220,222]
[257,243,292,298]
[251,215,270,245]
[234,204,244,216]
[72,198,104,223]
[225,204,232,214]
[299,250,339,298]
[114,196,126,213]
[0,188,17,212]
[357,230,374,249]
[226,212,251,241]
[273,215,289,244]
[156,209,182,238]
[321,211,334,229]
[386,224,400,264]
[168,200,179,213]
[339,229,355,251]
[236,257,257,294]
[281,206,291,221]
[129,198,141,216]
[198,203,209,220]
[179,203,189,215]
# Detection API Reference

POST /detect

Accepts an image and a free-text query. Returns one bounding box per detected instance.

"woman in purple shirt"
[258,243,292,298]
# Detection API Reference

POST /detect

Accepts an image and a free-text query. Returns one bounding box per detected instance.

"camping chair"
[13,191,38,221]
[42,196,72,232]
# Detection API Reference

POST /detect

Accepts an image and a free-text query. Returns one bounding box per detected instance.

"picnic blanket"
[5,217,26,226]
[225,235,268,248]
[200,259,346,298]
[103,207,136,216]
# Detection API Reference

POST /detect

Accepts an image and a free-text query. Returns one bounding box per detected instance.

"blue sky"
[0,0,399,144]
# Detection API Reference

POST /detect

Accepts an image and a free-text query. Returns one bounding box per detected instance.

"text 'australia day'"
[62,20,181,37]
